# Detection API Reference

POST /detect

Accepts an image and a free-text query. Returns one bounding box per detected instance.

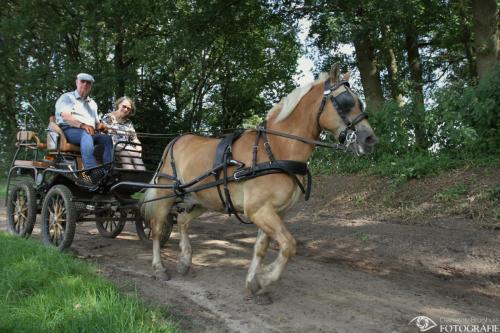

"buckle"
[346,131,357,146]
[233,169,246,181]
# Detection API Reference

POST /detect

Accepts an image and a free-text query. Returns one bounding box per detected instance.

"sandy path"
[1,201,499,333]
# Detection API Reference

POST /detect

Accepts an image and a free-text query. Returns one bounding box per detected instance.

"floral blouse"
[102,113,139,147]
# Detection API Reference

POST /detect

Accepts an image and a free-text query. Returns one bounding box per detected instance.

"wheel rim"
[47,193,67,246]
[12,189,28,233]
[97,210,125,235]
[102,212,118,233]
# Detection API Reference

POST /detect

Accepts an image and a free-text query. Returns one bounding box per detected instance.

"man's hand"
[97,122,108,133]
[80,124,95,135]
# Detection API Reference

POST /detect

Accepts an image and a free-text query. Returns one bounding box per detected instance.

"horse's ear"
[342,71,350,82]
[329,63,340,85]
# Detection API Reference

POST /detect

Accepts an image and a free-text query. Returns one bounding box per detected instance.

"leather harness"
[113,79,368,224]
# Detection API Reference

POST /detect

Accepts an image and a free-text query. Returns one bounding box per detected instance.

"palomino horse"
[142,64,377,301]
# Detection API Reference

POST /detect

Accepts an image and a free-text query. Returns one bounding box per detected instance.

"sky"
[293,19,315,86]
[293,18,355,87]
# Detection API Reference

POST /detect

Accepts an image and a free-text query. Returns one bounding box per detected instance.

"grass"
[310,147,500,184]
[434,183,468,202]
[0,232,179,333]
[0,180,6,197]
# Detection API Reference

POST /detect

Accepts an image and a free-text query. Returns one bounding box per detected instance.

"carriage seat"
[47,116,80,153]
[16,131,47,150]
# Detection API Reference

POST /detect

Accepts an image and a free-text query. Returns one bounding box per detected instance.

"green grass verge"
[310,148,500,183]
[0,180,6,197]
[0,232,179,333]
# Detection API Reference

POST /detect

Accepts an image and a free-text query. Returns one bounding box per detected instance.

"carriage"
[6,64,378,302]
[5,116,176,250]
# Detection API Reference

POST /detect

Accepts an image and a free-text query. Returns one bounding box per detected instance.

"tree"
[471,0,499,81]
[0,0,300,172]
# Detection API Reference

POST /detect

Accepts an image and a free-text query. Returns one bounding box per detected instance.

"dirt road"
[1,171,499,332]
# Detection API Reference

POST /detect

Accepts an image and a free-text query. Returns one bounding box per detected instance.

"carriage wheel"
[135,213,175,247]
[6,182,37,237]
[95,210,126,238]
[41,185,77,251]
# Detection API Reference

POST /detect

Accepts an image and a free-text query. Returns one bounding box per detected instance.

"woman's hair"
[114,96,136,117]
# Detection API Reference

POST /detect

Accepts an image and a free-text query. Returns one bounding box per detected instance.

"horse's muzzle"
[355,128,378,155]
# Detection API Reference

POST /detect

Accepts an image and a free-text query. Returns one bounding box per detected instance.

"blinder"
[316,79,368,144]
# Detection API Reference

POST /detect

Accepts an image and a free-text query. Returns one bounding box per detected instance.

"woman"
[102,96,146,170]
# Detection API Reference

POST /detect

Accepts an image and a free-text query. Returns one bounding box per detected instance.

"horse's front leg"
[152,216,170,281]
[245,228,270,294]
[247,204,297,294]
[177,207,205,275]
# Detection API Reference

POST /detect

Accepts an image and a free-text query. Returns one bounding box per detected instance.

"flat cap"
[76,73,95,82]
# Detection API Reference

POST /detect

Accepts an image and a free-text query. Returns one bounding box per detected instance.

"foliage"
[0,232,178,333]
[485,184,500,202]
[1,0,498,180]
[434,183,468,202]
[309,64,499,182]
[429,64,500,154]
[310,137,498,184]
[0,0,300,172]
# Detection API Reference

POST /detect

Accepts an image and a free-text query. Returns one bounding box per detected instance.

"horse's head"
[317,64,378,155]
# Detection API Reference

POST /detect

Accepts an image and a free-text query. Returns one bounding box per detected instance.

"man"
[55,73,113,170]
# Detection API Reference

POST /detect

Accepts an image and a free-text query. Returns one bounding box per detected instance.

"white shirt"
[55,90,100,128]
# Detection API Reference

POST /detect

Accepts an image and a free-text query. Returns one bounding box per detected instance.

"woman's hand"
[97,122,108,133]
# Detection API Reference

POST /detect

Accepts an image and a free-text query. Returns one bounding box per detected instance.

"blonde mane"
[267,73,329,123]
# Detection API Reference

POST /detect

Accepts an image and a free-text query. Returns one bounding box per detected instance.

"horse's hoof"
[245,278,261,295]
[255,294,273,305]
[154,269,171,281]
[253,293,273,305]
[177,263,190,275]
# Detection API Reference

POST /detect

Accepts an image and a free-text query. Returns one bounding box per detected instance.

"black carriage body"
[5,127,175,250]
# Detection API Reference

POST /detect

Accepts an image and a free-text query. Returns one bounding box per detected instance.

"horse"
[141,64,378,302]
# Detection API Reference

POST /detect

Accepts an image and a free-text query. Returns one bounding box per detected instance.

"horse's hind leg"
[247,204,296,294]
[245,229,270,294]
[176,207,206,275]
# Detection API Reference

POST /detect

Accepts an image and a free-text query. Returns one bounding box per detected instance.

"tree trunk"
[353,33,385,111]
[64,32,81,63]
[405,30,428,149]
[386,47,404,106]
[114,35,126,98]
[463,27,478,80]
[382,26,404,106]
[471,0,499,81]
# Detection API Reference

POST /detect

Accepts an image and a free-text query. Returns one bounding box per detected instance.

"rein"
[253,127,347,150]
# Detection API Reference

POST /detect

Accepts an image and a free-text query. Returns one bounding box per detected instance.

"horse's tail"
[140,135,184,221]
[140,186,159,221]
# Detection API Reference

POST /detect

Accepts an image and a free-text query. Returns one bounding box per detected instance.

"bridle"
[316,79,368,144]
[251,79,369,152]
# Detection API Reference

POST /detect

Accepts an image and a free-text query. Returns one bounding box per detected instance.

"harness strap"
[260,120,276,162]
[213,130,244,173]
[251,128,261,170]
[129,160,311,206]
